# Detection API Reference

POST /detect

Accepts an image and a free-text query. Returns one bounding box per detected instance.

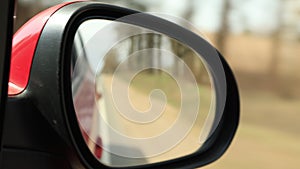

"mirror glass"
[71,17,217,167]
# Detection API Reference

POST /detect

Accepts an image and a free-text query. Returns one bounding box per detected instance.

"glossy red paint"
[94,137,103,159]
[8,1,77,95]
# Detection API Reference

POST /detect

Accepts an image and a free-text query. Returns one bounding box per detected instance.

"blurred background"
[14,0,300,168]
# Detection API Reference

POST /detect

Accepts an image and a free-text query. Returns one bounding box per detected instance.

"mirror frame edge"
[28,1,239,169]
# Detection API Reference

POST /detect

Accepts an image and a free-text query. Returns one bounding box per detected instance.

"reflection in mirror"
[71,18,216,167]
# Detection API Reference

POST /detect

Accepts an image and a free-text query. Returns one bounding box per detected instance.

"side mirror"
[7,1,239,169]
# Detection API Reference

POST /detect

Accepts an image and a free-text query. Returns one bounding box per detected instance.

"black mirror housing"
[4,2,239,169]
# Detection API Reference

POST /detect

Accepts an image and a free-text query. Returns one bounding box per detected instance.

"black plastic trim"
[1,147,71,169]
[0,0,15,154]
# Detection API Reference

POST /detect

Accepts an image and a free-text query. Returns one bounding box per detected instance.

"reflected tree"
[169,0,207,83]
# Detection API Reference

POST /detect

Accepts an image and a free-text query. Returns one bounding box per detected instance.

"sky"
[155,0,281,35]
[19,0,299,35]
